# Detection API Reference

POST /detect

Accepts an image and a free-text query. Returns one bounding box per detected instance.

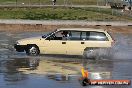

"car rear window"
[88,32,108,41]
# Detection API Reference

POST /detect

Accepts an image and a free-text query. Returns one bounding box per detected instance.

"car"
[14,28,114,58]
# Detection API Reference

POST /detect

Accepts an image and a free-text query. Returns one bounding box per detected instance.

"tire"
[83,48,98,59]
[83,48,112,59]
[26,45,40,56]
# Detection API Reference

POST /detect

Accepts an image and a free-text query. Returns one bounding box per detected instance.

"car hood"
[17,36,44,45]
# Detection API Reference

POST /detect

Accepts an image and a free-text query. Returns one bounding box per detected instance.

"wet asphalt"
[0,31,132,88]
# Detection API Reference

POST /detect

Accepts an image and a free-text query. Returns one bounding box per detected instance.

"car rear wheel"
[83,48,99,59]
[26,46,39,56]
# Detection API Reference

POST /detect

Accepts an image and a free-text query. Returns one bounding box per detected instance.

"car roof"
[57,28,106,32]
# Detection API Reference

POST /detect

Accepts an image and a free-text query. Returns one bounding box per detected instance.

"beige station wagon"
[14,28,114,58]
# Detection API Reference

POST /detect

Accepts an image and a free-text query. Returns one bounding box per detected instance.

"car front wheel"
[26,46,39,56]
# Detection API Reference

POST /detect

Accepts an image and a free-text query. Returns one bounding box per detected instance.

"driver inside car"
[61,31,69,40]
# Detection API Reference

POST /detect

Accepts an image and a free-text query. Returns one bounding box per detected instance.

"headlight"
[16,41,20,45]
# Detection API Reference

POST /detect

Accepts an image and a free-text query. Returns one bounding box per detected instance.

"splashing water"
[111,34,132,60]
[86,33,132,60]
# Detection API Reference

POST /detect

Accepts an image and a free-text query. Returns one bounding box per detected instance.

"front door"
[42,30,67,54]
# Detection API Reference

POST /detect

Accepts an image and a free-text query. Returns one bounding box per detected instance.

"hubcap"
[29,47,37,55]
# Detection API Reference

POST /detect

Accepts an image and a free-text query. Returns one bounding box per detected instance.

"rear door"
[66,31,87,55]
[66,31,109,55]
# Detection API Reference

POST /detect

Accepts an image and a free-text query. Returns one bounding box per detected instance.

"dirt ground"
[0,24,132,33]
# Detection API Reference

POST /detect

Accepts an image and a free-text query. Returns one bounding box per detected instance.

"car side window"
[88,32,108,41]
[46,34,55,40]
[46,31,70,40]
[80,32,87,40]
[69,31,81,40]
[68,31,88,41]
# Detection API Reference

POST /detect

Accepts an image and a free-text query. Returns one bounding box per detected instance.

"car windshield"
[42,30,57,38]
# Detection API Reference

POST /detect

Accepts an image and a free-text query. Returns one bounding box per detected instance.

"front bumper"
[14,44,27,52]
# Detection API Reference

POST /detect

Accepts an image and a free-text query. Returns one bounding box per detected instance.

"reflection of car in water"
[2,58,39,82]
[6,58,40,70]
[14,28,114,58]
[0,57,112,82]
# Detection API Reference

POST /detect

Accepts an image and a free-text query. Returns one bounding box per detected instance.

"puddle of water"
[12,32,47,40]
[0,32,132,88]
[111,34,132,60]
[46,74,69,81]
[0,57,131,88]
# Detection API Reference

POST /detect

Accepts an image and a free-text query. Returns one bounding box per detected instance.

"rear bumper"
[14,44,27,52]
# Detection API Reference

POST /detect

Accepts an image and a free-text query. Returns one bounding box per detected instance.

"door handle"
[62,42,66,44]
[81,42,85,44]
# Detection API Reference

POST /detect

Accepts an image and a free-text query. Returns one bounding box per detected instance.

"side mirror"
[42,35,46,38]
